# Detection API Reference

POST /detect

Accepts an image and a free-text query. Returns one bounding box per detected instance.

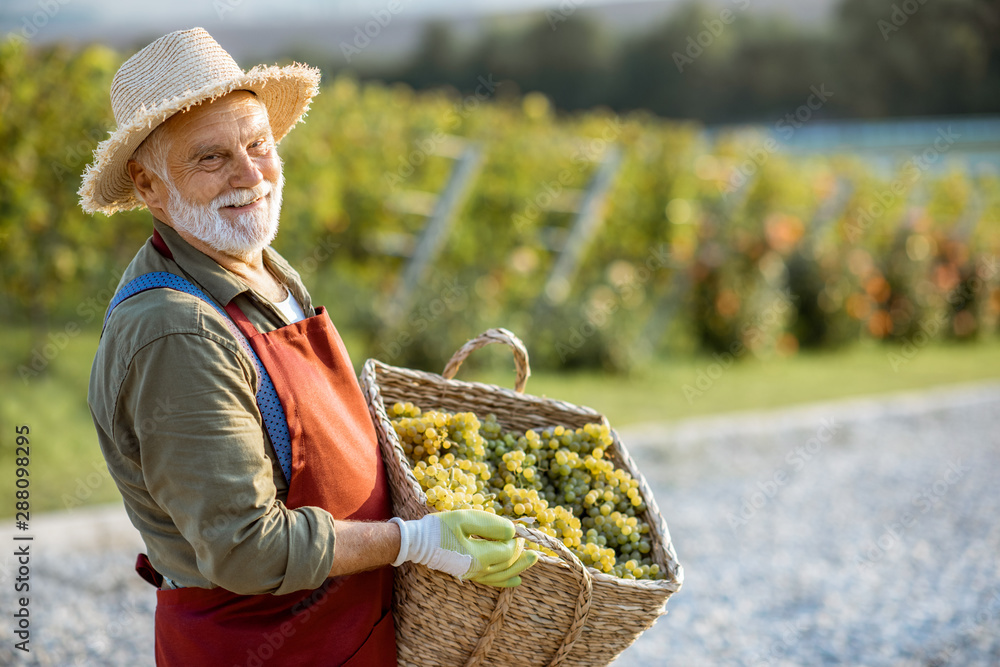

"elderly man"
[81,28,535,666]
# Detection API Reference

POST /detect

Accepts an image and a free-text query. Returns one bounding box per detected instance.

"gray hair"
[130,124,172,202]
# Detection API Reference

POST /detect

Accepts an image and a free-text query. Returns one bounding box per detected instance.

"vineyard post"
[384,143,483,326]
[537,144,624,308]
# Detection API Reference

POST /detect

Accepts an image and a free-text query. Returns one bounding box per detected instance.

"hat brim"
[78,63,320,215]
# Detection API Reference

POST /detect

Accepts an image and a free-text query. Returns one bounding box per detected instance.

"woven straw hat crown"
[78,27,320,215]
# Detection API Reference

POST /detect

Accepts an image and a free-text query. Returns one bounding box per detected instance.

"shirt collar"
[151,218,314,318]
[152,218,249,306]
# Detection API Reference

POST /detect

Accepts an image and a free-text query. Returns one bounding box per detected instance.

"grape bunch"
[390,402,663,580]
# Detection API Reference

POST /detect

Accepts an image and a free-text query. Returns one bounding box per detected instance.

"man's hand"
[390,510,538,587]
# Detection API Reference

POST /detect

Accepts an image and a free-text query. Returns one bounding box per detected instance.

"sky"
[2,0,585,26]
[8,0,627,33]
[1,0,843,77]
[2,0,839,43]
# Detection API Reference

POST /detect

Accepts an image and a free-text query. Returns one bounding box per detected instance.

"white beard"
[165,172,284,261]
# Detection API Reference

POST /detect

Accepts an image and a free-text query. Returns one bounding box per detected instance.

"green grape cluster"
[390,402,663,580]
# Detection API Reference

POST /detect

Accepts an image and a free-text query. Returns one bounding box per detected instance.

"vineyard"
[3,38,1000,372]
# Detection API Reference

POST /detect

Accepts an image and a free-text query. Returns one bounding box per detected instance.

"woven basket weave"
[360,328,684,667]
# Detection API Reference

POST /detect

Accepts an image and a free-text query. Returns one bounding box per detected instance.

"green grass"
[1,326,122,516]
[3,325,999,515]
[464,340,1000,426]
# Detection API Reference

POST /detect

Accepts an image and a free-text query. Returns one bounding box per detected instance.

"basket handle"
[464,523,594,667]
[442,328,531,394]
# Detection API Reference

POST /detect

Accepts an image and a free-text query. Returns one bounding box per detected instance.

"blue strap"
[104,271,293,483]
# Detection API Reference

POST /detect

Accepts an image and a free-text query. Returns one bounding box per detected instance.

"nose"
[228,148,264,190]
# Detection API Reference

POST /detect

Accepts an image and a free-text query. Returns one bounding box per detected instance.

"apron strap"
[224,302,261,340]
[103,271,294,483]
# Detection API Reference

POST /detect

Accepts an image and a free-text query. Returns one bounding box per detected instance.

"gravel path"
[2,381,998,666]
[614,381,1000,667]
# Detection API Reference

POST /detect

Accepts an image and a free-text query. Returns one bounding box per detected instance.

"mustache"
[213,183,272,209]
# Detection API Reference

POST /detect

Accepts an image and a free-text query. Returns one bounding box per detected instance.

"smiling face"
[130,90,284,261]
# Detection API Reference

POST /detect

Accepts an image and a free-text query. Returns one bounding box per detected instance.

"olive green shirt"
[89,219,336,595]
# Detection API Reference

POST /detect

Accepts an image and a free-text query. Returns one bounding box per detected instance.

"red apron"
[121,258,396,666]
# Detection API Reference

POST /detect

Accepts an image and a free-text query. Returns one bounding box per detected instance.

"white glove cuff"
[389,517,409,567]
[389,515,471,578]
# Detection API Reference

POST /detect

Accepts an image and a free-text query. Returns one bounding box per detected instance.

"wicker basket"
[360,328,683,667]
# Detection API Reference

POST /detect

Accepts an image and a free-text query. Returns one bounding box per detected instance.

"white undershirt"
[273,291,306,323]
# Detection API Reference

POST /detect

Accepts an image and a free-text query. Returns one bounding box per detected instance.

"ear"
[128,159,167,212]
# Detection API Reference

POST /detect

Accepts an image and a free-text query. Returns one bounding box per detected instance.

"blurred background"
[0,0,1000,665]
[1,0,1000,663]
[2,0,999,504]
[3,0,1000,370]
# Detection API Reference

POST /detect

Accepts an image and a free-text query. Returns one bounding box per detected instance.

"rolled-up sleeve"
[118,329,335,595]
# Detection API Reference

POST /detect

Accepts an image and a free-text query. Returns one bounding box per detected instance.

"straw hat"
[78,27,320,215]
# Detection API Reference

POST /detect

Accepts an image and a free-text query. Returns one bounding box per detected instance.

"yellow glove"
[390,510,538,587]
